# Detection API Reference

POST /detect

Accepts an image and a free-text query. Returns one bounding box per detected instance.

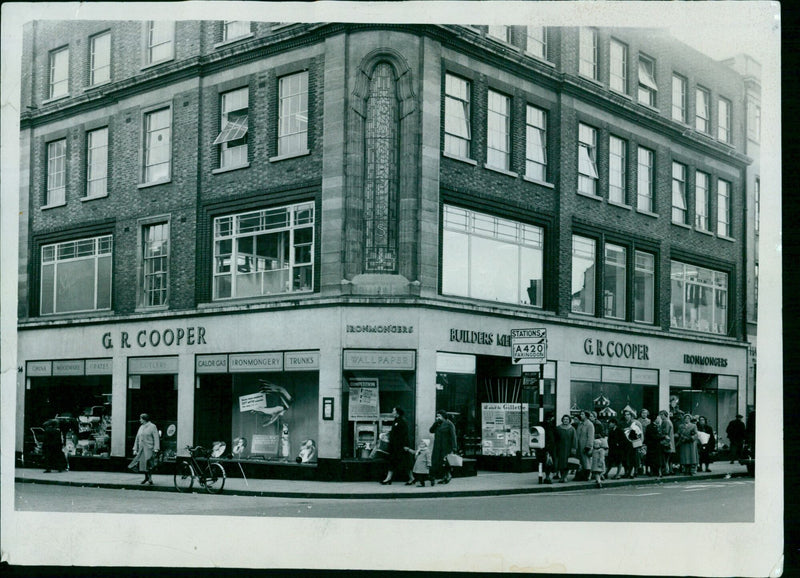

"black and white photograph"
[0,1,782,575]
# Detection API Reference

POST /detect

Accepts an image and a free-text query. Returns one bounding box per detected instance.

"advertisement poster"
[239,391,267,412]
[251,433,279,456]
[481,403,530,456]
[348,378,379,421]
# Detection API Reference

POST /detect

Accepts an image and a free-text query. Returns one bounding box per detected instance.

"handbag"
[445,453,463,467]
[567,456,580,469]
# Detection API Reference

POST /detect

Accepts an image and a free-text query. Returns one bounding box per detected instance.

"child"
[409,439,434,487]
[591,431,609,488]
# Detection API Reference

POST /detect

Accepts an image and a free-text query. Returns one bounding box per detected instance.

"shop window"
[669,374,738,448]
[442,204,544,307]
[486,89,510,170]
[636,146,654,213]
[212,201,314,300]
[145,21,174,65]
[578,123,598,196]
[89,32,111,86]
[214,87,249,169]
[670,260,728,334]
[444,73,471,158]
[127,373,178,459]
[571,379,658,424]
[277,70,308,157]
[40,235,112,315]
[195,369,319,463]
[571,234,595,315]
[49,46,69,100]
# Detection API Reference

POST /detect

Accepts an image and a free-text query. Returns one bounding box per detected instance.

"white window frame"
[637,146,654,212]
[487,25,510,43]
[754,177,760,234]
[670,260,728,334]
[215,87,249,169]
[139,220,170,309]
[46,139,66,206]
[444,73,471,158]
[634,250,655,324]
[578,123,598,196]
[672,161,687,224]
[609,135,627,204]
[40,235,113,315]
[571,234,596,315]
[212,201,315,300]
[718,97,731,143]
[579,28,599,80]
[277,70,309,158]
[603,243,627,320]
[145,21,174,65]
[525,104,547,182]
[695,86,711,133]
[141,106,172,185]
[695,171,710,231]
[223,21,250,42]
[672,74,687,123]
[638,54,658,107]
[526,27,547,60]
[610,39,628,94]
[486,89,510,170]
[49,46,69,100]
[89,32,111,86]
[86,127,108,198]
[717,178,731,237]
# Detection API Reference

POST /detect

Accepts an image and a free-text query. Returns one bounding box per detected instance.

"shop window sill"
[41,201,66,210]
[484,164,518,179]
[212,162,250,175]
[522,175,555,189]
[269,150,310,163]
[577,190,603,202]
[81,193,108,202]
[442,151,477,166]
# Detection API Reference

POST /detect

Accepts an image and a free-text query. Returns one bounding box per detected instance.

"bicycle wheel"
[204,462,226,494]
[174,461,195,493]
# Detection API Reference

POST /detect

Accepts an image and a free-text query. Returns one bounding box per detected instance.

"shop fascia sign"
[583,337,651,360]
[449,328,513,347]
[102,326,207,349]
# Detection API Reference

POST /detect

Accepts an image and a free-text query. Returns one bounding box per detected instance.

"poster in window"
[348,378,379,421]
[481,403,530,456]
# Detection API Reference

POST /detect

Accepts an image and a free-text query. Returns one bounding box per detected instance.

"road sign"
[511,328,547,361]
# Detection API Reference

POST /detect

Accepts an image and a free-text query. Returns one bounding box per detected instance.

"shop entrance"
[670,372,738,444]
[126,374,178,459]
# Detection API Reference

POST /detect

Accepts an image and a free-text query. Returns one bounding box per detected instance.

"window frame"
[610,38,628,94]
[718,97,731,143]
[571,234,596,316]
[223,21,251,42]
[443,73,472,159]
[579,27,599,81]
[526,27,547,60]
[215,86,249,170]
[717,178,731,237]
[695,86,711,134]
[694,170,710,231]
[670,260,729,335]
[603,242,627,320]
[145,21,175,66]
[48,46,69,100]
[89,31,111,86]
[578,123,598,196]
[671,161,687,224]
[138,218,171,309]
[277,70,309,158]
[747,101,761,142]
[525,104,547,182]
[141,105,172,185]
[86,126,109,199]
[637,54,658,107]
[46,138,67,207]
[672,73,687,123]
[636,146,654,213]
[486,89,511,171]
[487,25,511,44]
[633,249,656,324]
[754,177,760,234]
[609,135,627,204]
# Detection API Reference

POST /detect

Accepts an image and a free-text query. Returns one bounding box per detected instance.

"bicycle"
[174,445,226,494]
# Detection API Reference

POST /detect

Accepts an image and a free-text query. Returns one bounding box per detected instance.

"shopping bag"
[696,431,710,446]
[445,453,463,467]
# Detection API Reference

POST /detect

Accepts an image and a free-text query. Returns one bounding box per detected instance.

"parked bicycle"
[174,445,226,494]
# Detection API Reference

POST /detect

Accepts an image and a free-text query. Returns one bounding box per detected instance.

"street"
[15,478,754,522]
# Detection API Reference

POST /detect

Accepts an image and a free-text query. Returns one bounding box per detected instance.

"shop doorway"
[194,374,234,453]
[670,373,738,445]
[126,374,178,459]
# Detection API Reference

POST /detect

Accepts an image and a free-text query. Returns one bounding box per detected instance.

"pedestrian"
[41,419,67,473]
[129,413,160,485]
[589,411,606,437]
[644,413,663,477]
[380,406,412,485]
[605,417,626,479]
[696,415,715,472]
[429,410,457,484]
[658,410,676,475]
[639,408,651,429]
[575,411,594,481]
[409,438,433,487]
[677,413,699,475]
[591,429,608,488]
[621,409,642,478]
[554,414,577,483]
[726,414,746,463]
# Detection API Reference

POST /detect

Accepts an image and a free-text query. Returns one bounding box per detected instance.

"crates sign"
[511,328,547,361]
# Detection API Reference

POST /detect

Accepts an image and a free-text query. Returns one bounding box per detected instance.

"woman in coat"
[380,406,411,484]
[696,415,715,472]
[554,414,578,482]
[41,419,67,473]
[658,410,676,475]
[676,413,699,475]
[644,414,663,477]
[429,410,457,484]
[129,413,160,485]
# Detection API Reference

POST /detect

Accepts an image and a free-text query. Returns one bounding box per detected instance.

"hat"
[736,414,743,418]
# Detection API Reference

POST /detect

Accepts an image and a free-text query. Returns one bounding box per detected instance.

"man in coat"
[726,414,746,463]
[575,411,594,481]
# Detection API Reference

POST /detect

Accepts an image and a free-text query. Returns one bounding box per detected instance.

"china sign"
[510,328,547,362]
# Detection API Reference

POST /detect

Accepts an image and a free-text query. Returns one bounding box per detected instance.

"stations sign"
[510,328,547,362]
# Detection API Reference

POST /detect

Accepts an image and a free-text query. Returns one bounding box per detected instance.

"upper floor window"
[578,123,598,196]
[672,74,687,123]
[747,101,761,142]
[278,70,309,157]
[718,97,731,143]
[634,250,655,324]
[754,177,760,233]
[46,139,66,206]
[571,235,596,315]
[213,202,314,300]
[526,27,547,59]
[214,87,249,169]
[637,54,657,107]
[488,25,510,43]
[609,135,627,204]
[579,28,598,80]
[695,87,710,133]
[695,170,710,231]
[90,32,111,86]
[49,47,69,99]
[717,178,731,237]
[637,146,654,212]
[486,90,510,170]
[40,235,112,315]
[671,161,687,224]
[142,107,171,184]
[604,243,627,320]
[140,222,169,308]
[610,39,627,93]
[525,105,547,182]
[442,205,544,307]
[670,261,728,334]
[86,127,108,198]
[146,21,174,65]
[223,21,250,42]
[444,73,471,158]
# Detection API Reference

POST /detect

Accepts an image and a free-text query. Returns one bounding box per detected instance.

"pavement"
[14,461,751,499]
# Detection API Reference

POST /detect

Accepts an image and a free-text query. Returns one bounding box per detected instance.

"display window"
[195,370,319,463]
[570,364,658,423]
[126,373,178,459]
[669,372,737,448]
[24,375,112,459]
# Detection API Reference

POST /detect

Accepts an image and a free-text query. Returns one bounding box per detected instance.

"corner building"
[17,22,754,479]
